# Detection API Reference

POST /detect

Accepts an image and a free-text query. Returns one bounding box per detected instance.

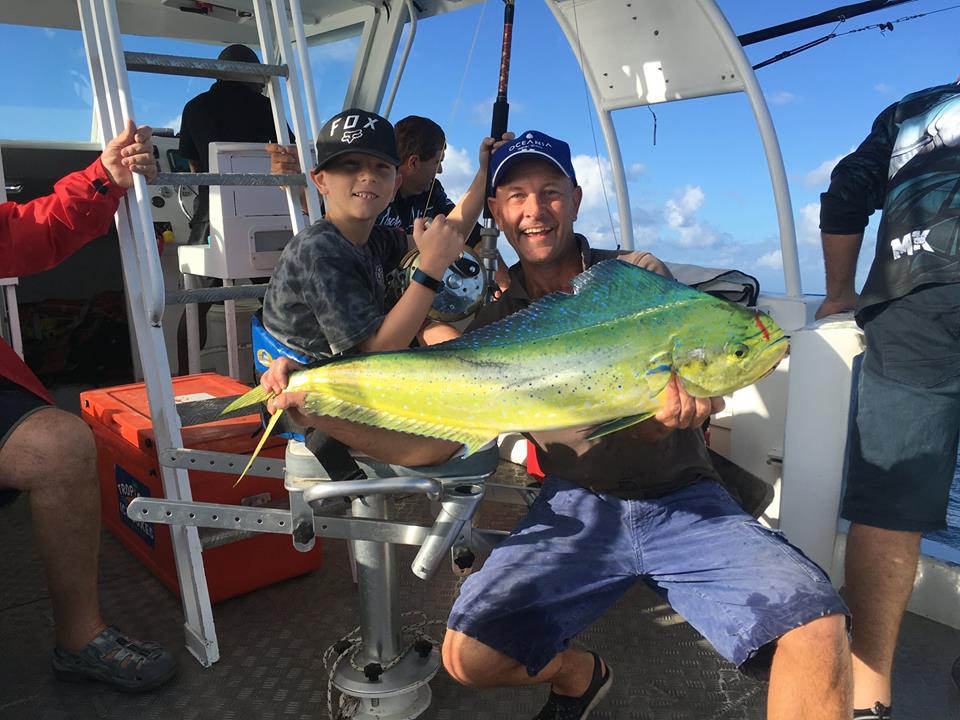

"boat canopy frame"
[547,0,802,297]
[0,0,802,295]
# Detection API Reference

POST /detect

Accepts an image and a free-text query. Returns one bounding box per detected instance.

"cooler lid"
[81,373,263,451]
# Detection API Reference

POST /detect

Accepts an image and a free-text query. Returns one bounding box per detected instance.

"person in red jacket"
[0,120,178,691]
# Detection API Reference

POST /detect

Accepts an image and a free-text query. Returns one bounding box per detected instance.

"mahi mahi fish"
[224,260,788,477]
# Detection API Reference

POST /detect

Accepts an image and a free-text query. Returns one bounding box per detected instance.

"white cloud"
[769,90,798,105]
[664,185,704,228]
[436,144,475,202]
[755,249,783,269]
[162,114,182,134]
[803,151,849,187]
[309,37,359,63]
[69,70,92,108]
[874,82,893,94]
[470,96,527,126]
[571,154,618,213]
[796,202,822,246]
[43,28,56,39]
[675,224,727,248]
[627,162,646,181]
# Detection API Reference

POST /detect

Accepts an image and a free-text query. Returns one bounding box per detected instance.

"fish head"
[671,306,788,397]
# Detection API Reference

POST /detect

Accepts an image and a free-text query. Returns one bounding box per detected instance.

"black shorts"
[842,283,960,531]
[0,382,51,506]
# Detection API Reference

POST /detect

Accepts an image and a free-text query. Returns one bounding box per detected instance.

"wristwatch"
[411,267,444,293]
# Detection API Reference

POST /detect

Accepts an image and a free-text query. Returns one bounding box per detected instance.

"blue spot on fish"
[646,364,671,375]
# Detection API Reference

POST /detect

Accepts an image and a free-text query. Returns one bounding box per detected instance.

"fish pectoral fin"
[234,408,284,486]
[585,411,656,440]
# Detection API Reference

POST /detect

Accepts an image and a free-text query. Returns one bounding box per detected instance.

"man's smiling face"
[488,158,583,266]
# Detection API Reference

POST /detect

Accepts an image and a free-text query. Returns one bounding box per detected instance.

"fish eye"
[730,343,749,359]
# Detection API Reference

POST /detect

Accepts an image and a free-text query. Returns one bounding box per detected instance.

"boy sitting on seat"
[262,108,463,366]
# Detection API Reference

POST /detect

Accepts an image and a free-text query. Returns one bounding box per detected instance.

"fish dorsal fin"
[445,260,700,350]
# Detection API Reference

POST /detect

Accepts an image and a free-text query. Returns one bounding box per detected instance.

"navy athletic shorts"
[0,381,51,506]
[842,283,960,531]
[448,476,849,680]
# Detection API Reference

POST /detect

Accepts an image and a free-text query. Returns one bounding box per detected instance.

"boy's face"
[312,152,401,221]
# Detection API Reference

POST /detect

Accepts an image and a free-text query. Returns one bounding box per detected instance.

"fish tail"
[222,385,274,415]
[234,408,285,486]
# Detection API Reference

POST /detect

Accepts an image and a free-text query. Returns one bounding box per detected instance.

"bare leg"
[767,614,851,720]
[442,629,598,696]
[0,408,106,651]
[843,522,920,708]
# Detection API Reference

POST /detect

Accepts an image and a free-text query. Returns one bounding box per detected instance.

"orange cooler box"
[81,373,322,603]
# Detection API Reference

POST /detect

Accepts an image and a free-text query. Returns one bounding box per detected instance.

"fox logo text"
[329,114,380,137]
[890,229,933,260]
[342,130,364,144]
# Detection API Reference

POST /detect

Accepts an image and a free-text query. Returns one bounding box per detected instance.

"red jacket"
[1,158,126,404]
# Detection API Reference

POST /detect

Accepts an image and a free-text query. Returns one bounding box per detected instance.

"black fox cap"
[314,109,400,170]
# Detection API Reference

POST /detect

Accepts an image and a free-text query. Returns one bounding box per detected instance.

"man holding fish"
[255,131,852,719]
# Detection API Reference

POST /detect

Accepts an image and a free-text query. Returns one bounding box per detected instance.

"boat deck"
[2,463,958,720]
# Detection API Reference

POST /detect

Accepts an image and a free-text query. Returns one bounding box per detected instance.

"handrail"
[301,475,440,504]
[96,0,166,325]
[381,0,418,118]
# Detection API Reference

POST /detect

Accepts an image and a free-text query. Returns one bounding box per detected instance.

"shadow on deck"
[1,466,958,720]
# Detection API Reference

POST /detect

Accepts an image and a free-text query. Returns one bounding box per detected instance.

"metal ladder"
[76,0,324,667]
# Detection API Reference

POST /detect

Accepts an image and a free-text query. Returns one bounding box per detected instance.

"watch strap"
[411,267,443,293]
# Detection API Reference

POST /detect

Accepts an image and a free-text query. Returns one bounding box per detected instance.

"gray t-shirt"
[466,236,720,499]
[262,219,408,359]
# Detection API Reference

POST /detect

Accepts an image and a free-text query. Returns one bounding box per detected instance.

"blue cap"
[489,131,577,192]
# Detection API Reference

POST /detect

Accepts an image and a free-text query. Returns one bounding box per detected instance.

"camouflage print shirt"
[262,219,408,359]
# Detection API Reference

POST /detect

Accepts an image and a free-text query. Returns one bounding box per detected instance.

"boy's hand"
[260,355,301,400]
[413,215,464,280]
[478,132,515,172]
[267,143,301,176]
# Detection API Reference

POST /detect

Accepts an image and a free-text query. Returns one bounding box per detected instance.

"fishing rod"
[749,2,960,70]
[738,0,916,46]
[479,0,515,302]
[398,0,511,320]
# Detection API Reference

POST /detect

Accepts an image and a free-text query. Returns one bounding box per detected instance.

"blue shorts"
[448,477,848,679]
[843,284,960,531]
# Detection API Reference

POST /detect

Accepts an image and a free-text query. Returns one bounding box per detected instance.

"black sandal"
[52,626,178,692]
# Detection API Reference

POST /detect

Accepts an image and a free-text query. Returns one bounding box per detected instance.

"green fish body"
[226,260,788,472]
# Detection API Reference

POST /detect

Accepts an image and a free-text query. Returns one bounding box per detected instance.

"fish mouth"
[756,336,790,380]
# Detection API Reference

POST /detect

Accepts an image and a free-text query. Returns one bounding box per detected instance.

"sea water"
[921,455,960,564]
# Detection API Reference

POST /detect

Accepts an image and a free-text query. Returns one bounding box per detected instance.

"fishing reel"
[399,246,488,322]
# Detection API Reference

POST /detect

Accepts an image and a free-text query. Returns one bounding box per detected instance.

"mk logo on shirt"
[891,229,933,260]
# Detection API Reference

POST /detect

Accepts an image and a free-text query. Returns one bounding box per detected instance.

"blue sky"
[3,1,959,294]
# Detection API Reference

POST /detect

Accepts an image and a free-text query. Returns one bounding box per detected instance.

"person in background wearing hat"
[260,129,854,720]
[178,43,283,244]
[176,43,287,373]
